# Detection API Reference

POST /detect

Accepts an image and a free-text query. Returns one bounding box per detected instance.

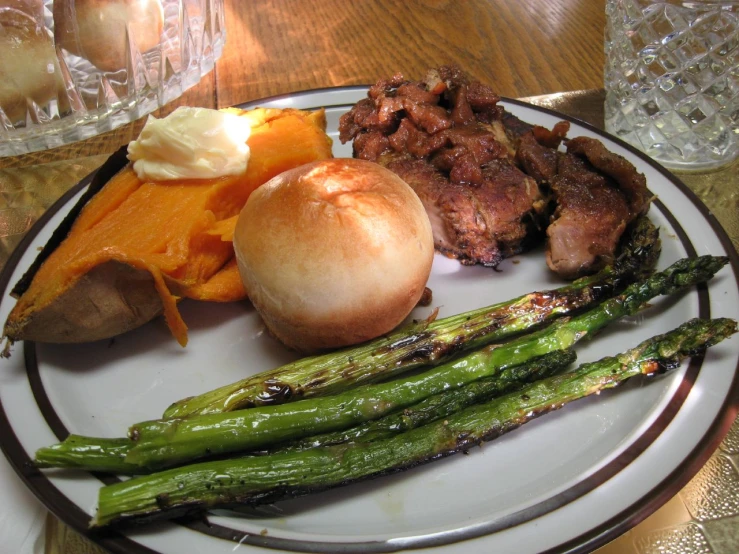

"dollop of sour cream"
[127,107,251,181]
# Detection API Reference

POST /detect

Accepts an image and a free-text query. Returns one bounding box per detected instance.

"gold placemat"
[0,156,108,265]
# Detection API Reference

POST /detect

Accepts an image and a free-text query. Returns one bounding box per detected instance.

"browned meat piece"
[466,80,502,114]
[432,65,503,122]
[339,66,547,268]
[387,157,544,267]
[338,99,378,143]
[510,130,650,279]
[533,121,570,149]
[500,111,534,142]
[482,119,517,157]
[386,158,499,266]
[546,144,648,278]
[340,66,503,156]
[352,130,392,161]
[479,160,547,256]
[430,127,509,185]
[567,137,651,216]
[339,67,649,278]
[486,114,569,161]
[516,133,559,184]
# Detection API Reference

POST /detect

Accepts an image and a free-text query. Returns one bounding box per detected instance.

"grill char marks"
[339,66,546,268]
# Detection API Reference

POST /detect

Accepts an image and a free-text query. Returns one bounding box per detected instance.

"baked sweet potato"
[3,107,333,347]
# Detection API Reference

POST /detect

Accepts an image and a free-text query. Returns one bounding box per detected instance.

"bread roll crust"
[234,158,434,353]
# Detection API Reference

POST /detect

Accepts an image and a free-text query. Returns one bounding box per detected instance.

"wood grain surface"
[216,0,606,106]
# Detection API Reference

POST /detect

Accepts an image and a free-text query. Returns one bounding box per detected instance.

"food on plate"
[339,67,547,268]
[53,0,164,73]
[37,350,576,474]
[2,107,333,348]
[338,66,651,278]
[110,256,735,471]
[35,253,727,474]
[233,158,434,353]
[164,215,661,418]
[388,157,544,267]
[9,62,729,536]
[517,134,652,278]
[88,317,736,527]
[269,350,576,454]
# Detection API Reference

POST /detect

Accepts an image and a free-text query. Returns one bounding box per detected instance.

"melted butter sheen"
[127,107,251,181]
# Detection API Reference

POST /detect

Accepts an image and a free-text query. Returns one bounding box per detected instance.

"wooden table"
[1,1,737,553]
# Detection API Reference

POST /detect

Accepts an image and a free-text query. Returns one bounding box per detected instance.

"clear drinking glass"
[605,0,738,171]
[0,0,225,157]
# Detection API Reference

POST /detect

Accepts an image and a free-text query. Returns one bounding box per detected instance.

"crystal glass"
[0,0,225,157]
[605,0,738,171]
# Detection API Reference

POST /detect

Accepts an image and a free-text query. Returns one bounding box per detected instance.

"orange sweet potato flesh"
[3,108,333,347]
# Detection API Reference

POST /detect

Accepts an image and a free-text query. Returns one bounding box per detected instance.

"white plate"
[1,88,737,554]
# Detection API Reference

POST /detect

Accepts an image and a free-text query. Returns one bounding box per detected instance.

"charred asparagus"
[273,348,576,453]
[92,317,737,527]
[36,350,575,473]
[124,255,725,470]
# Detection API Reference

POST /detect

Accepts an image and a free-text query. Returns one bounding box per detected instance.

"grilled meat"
[517,133,651,278]
[386,157,544,267]
[566,136,650,217]
[546,152,633,278]
[516,132,559,184]
[339,66,547,268]
[545,137,650,277]
[339,66,650,278]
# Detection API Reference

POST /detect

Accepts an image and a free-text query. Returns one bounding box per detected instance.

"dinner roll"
[234,158,434,353]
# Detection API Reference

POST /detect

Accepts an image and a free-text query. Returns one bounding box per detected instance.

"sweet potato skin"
[3,108,334,347]
[4,261,163,343]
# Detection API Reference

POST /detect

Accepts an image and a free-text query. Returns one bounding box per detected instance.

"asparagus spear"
[273,348,576,453]
[163,216,660,418]
[35,350,576,473]
[124,255,726,470]
[93,317,737,527]
[35,436,138,474]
